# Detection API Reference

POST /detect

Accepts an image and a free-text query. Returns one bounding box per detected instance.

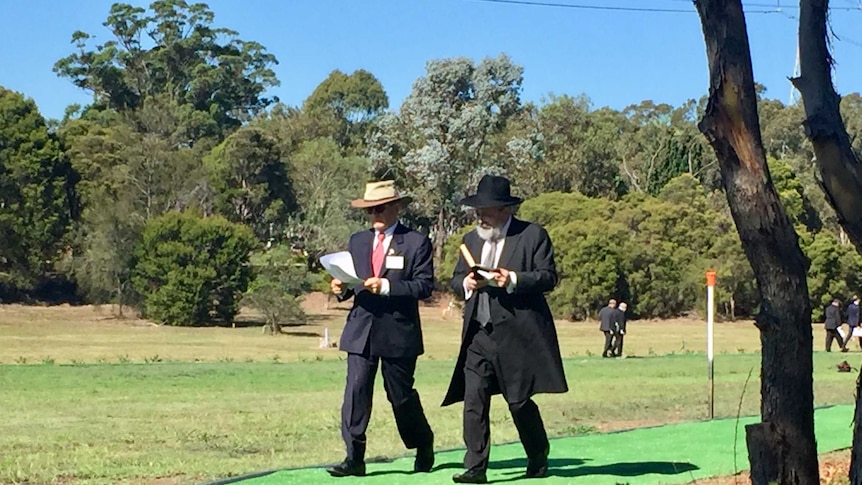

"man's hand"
[331,278,343,295]
[364,277,384,294]
[464,272,488,292]
[491,267,511,288]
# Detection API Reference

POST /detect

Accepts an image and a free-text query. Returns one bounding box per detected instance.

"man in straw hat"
[326,180,435,477]
[443,174,568,483]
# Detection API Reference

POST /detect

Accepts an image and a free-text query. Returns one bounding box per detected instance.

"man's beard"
[476,224,503,242]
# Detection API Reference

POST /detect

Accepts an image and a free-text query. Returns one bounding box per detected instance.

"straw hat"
[350,180,412,208]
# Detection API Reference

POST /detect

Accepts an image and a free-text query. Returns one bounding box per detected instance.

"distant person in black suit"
[326,180,435,477]
[599,299,618,357]
[612,301,628,358]
[824,298,847,353]
[845,296,861,350]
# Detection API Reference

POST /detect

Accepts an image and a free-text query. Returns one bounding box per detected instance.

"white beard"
[476,224,503,242]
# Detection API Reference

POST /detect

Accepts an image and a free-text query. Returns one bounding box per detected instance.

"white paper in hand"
[320,251,363,286]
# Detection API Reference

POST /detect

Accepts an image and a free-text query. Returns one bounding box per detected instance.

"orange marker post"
[706,270,716,420]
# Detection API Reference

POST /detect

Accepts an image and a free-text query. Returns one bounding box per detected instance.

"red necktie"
[372,232,385,276]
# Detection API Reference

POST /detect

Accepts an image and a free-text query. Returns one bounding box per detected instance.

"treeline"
[1,1,861,324]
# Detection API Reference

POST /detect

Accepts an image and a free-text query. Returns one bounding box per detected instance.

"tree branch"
[794,0,862,254]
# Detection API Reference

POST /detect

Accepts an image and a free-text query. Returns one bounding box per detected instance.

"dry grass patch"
[0,293,772,365]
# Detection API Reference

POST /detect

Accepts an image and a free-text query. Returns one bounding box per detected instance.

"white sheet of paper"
[319,251,363,286]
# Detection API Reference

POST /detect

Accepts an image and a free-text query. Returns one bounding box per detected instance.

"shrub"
[245,245,311,334]
[131,211,257,326]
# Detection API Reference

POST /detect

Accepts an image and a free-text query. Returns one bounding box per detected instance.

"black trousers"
[341,351,434,462]
[602,330,615,356]
[612,332,625,356]
[462,324,548,473]
[825,329,847,352]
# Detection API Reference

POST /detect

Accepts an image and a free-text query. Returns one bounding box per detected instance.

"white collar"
[375,221,399,238]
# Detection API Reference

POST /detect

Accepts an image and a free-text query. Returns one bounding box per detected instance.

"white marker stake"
[706,270,716,420]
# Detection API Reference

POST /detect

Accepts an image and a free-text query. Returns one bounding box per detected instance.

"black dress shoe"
[452,469,488,483]
[525,462,548,478]
[414,443,434,472]
[326,459,366,477]
[526,445,549,478]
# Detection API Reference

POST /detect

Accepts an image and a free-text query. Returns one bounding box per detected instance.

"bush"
[245,245,311,334]
[437,173,862,323]
[131,211,257,326]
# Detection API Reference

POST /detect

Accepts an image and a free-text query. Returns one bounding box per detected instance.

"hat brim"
[459,194,522,208]
[351,195,412,209]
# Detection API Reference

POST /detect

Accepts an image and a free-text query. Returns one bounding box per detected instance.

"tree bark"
[433,207,446,270]
[746,422,780,485]
[793,4,862,482]
[794,0,862,255]
[853,371,862,485]
[730,293,736,322]
[694,1,819,484]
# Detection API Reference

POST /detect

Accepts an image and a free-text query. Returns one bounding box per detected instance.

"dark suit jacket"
[824,304,842,330]
[337,223,434,358]
[598,306,616,332]
[443,217,568,406]
[613,308,627,333]
[848,303,859,327]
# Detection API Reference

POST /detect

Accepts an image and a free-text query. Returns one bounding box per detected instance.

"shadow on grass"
[366,457,588,477]
[365,458,696,482]
[495,460,699,482]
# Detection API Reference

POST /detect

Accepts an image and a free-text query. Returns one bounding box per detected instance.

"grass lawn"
[0,295,858,484]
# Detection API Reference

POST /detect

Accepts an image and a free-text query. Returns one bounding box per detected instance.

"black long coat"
[442,217,568,406]
[337,223,434,358]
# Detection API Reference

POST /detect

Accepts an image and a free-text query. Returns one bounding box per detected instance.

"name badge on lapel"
[386,255,405,270]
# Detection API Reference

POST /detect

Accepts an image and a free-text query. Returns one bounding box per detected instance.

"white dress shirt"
[374,222,399,296]
[464,216,518,300]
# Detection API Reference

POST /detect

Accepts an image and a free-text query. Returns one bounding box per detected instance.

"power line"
[470,0,693,13]
[471,0,862,13]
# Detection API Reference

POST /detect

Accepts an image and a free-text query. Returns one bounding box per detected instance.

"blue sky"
[1,0,861,121]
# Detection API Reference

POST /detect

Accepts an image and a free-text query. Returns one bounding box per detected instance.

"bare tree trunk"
[730,293,736,322]
[793,0,862,255]
[694,1,819,484]
[793,3,862,482]
[433,207,446,269]
[853,371,862,484]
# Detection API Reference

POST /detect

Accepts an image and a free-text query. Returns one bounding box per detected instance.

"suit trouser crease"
[342,352,433,462]
[462,325,548,472]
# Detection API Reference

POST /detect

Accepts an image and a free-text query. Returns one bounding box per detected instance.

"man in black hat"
[326,180,435,477]
[443,174,568,483]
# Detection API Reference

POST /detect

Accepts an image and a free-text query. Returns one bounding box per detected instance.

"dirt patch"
[685,449,850,484]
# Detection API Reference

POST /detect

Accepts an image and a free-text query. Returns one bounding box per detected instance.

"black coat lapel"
[498,217,521,269]
[354,229,374,279]
[380,223,405,277]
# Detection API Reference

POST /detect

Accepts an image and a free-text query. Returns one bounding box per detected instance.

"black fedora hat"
[460,174,523,208]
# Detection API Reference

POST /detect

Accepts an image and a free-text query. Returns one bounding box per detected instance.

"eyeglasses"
[365,204,390,214]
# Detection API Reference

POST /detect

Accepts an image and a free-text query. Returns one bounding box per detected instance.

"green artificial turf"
[208,405,852,485]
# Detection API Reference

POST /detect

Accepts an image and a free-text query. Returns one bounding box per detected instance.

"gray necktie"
[475,240,497,326]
